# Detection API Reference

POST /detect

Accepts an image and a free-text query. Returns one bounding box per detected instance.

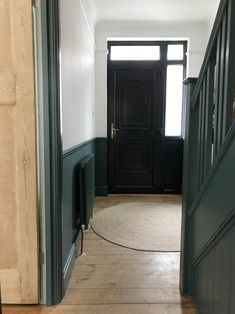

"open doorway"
[107,41,187,194]
[33,0,63,305]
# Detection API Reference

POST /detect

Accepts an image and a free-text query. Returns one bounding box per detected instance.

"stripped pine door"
[0,0,39,303]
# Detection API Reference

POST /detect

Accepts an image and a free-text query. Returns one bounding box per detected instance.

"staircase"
[180,0,235,313]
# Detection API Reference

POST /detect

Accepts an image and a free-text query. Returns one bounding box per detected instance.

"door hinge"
[39,252,45,265]
[33,0,40,8]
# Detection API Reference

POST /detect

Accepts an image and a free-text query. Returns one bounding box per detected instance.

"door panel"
[0,0,38,303]
[116,142,153,188]
[108,62,163,193]
[120,81,151,128]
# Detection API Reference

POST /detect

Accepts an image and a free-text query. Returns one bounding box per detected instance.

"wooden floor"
[3,195,197,314]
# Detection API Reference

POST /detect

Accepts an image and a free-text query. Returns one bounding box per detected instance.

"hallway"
[3,195,197,314]
[0,0,234,311]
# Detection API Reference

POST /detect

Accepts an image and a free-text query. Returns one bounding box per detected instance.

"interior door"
[0,0,38,303]
[108,61,163,193]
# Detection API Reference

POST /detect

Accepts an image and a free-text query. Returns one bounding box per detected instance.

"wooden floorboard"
[3,304,197,314]
[52,304,197,314]
[3,195,198,314]
[71,264,178,277]
[68,274,179,289]
[75,252,179,265]
[62,287,189,305]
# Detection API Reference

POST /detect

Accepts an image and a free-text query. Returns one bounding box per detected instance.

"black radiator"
[75,153,95,229]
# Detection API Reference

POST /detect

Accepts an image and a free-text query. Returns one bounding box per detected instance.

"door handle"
[111,123,119,139]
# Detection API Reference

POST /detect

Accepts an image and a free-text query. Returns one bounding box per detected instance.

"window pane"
[167,44,184,60]
[165,65,183,136]
[110,46,160,61]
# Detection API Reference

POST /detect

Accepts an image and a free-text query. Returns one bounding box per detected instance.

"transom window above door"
[167,44,184,60]
[110,45,160,61]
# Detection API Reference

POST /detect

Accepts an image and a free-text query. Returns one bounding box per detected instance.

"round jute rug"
[90,202,181,252]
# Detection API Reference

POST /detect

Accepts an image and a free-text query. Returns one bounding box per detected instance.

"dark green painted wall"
[62,137,108,289]
[193,217,235,314]
[95,138,108,196]
[62,139,95,288]
[190,133,235,260]
[187,127,235,312]
[181,77,235,314]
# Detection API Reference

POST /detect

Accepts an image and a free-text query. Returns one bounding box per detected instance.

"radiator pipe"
[79,224,85,256]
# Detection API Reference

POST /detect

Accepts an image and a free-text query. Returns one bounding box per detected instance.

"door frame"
[34,0,63,305]
[107,40,187,193]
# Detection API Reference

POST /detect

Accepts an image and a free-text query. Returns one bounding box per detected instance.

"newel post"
[180,77,198,295]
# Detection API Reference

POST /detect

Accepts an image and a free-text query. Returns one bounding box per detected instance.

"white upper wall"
[59,0,95,151]
[91,0,220,25]
[205,0,220,43]
[95,21,209,137]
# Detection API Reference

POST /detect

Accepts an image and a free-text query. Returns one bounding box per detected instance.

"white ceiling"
[90,0,220,24]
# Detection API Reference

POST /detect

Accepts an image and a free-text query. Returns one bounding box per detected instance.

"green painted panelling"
[190,130,235,260]
[95,138,108,196]
[193,220,235,314]
[62,137,108,289]
[62,139,95,289]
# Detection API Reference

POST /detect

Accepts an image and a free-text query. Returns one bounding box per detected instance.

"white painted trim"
[79,0,96,48]
[63,244,76,279]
